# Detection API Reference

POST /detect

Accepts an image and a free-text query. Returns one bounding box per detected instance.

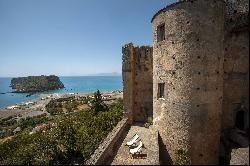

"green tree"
[91,90,107,113]
[0,100,123,165]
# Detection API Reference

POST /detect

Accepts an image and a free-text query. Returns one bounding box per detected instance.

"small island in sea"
[10,75,64,93]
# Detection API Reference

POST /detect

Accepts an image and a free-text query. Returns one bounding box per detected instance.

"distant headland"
[10,75,64,93]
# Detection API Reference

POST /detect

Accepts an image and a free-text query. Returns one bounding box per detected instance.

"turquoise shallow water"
[0,76,122,108]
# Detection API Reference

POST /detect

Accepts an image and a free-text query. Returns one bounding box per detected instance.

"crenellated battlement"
[122,43,153,123]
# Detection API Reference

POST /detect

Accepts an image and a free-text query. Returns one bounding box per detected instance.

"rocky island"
[10,75,64,93]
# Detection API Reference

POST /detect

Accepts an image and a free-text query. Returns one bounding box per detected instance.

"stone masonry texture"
[152,0,225,164]
[122,43,153,123]
[121,0,249,165]
[222,0,249,131]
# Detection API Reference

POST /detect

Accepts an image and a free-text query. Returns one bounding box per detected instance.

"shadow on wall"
[105,125,130,165]
[219,107,249,165]
[158,133,172,165]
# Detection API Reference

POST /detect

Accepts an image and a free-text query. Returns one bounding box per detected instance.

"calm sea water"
[0,76,122,108]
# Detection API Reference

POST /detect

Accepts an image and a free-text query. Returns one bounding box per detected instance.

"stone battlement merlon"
[122,43,153,67]
[122,43,152,51]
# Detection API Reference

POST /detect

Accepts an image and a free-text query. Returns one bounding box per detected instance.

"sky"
[0,0,175,77]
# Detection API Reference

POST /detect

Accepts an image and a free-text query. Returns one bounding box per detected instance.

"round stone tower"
[151,0,225,164]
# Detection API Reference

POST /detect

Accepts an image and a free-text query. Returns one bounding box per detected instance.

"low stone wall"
[86,117,129,165]
[230,147,249,165]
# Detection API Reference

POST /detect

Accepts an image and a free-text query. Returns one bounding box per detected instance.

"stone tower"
[122,0,249,164]
[122,43,153,123]
[151,0,225,164]
[222,0,249,132]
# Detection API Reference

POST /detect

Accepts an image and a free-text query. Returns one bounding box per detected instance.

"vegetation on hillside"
[10,75,64,93]
[0,91,123,165]
[0,114,50,139]
[45,96,89,115]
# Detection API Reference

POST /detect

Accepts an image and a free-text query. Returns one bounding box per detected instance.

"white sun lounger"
[129,141,143,155]
[126,133,139,146]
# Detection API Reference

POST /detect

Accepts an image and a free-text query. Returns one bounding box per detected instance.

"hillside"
[0,91,123,165]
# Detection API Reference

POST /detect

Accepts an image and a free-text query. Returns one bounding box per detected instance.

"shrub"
[143,116,153,128]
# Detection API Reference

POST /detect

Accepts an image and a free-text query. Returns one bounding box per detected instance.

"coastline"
[0,76,123,109]
[0,90,123,119]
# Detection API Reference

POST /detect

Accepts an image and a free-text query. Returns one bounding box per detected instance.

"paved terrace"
[109,124,159,165]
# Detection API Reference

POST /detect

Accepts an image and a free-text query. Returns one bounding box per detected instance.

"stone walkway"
[110,124,159,165]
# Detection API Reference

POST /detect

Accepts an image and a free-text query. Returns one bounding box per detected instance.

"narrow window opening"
[235,110,245,130]
[157,24,165,42]
[158,83,165,98]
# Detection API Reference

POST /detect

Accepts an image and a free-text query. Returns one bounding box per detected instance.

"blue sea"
[0,76,122,108]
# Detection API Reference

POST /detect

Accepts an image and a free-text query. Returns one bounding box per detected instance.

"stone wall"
[152,0,225,164]
[224,0,249,33]
[121,0,249,165]
[230,147,249,165]
[122,43,153,123]
[86,117,129,165]
[221,0,249,131]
